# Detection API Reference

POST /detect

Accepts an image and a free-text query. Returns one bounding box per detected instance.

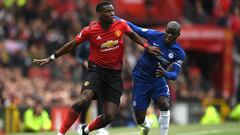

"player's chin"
[106,20,114,24]
[106,18,114,24]
[165,39,173,44]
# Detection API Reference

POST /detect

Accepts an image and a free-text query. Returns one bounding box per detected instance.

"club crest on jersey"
[101,40,119,48]
[168,53,174,59]
[84,81,89,86]
[115,30,121,37]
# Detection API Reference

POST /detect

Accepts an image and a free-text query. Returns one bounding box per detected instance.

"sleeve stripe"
[173,62,182,67]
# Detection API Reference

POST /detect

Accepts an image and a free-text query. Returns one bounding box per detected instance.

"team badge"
[115,30,121,37]
[84,81,89,86]
[133,101,136,107]
[168,53,174,59]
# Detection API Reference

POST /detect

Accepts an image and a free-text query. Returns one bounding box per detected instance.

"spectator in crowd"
[213,0,232,27]
[229,4,240,54]
[23,98,52,132]
[184,0,213,24]
[186,66,211,101]
[0,80,5,106]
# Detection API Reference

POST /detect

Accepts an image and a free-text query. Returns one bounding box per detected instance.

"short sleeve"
[122,21,132,34]
[173,48,186,68]
[75,26,90,44]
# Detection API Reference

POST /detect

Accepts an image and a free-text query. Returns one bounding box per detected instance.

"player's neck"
[100,22,112,29]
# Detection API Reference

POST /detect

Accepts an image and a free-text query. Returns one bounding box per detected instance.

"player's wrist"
[143,43,149,48]
[50,54,56,61]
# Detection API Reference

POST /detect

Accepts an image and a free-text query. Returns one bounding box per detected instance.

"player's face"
[98,5,115,24]
[164,28,180,44]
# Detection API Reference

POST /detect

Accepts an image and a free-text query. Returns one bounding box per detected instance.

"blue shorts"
[132,78,170,111]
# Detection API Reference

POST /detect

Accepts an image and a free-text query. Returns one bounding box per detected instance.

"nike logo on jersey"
[96,35,102,40]
[153,42,159,46]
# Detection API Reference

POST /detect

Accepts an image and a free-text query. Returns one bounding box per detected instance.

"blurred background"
[0,0,240,134]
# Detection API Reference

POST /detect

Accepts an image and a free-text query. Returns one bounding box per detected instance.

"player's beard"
[105,17,114,24]
[100,17,113,26]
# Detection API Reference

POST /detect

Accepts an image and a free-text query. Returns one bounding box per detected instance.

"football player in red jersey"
[33,1,160,135]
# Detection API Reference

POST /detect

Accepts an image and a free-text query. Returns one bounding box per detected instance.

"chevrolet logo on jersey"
[101,40,119,48]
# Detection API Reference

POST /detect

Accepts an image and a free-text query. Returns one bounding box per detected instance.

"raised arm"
[33,39,78,66]
[125,31,160,56]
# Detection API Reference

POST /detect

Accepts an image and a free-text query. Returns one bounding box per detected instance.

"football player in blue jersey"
[115,16,186,135]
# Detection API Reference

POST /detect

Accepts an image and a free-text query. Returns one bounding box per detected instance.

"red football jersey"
[75,19,132,70]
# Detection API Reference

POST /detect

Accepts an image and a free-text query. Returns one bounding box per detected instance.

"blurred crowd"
[0,0,240,127]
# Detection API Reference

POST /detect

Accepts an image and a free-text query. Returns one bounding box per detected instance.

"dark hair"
[96,1,112,12]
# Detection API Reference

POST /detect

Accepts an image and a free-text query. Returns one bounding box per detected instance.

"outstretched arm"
[34,26,89,66]
[33,39,78,66]
[125,31,160,56]
[115,16,160,41]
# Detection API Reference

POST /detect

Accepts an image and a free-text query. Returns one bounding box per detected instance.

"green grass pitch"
[9,122,240,135]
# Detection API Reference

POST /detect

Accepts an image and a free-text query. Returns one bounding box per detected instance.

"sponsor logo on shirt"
[101,40,119,48]
[100,40,119,52]
[156,55,171,66]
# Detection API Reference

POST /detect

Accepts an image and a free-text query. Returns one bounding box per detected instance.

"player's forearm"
[54,39,77,58]
[127,21,143,35]
[164,71,178,80]
[164,65,180,80]
[114,16,146,38]
[127,32,149,48]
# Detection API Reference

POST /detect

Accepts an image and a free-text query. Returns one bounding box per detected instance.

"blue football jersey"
[117,17,186,81]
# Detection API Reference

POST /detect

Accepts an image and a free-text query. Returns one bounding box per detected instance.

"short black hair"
[96,1,112,12]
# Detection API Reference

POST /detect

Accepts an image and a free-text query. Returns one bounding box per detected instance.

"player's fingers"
[153,49,160,54]
[33,59,38,63]
[40,62,46,66]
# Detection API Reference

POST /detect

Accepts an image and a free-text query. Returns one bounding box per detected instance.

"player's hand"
[33,57,52,66]
[82,60,88,69]
[146,46,160,56]
[156,62,165,77]
[156,69,165,78]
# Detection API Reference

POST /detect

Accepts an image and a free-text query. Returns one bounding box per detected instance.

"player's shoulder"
[114,19,128,26]
[87,21,100,30]
[143,27,163,36]
[172,42,186,59]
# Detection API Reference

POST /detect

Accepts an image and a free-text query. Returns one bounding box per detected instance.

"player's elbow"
[165,72,178,80]
[171,76,178,81]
